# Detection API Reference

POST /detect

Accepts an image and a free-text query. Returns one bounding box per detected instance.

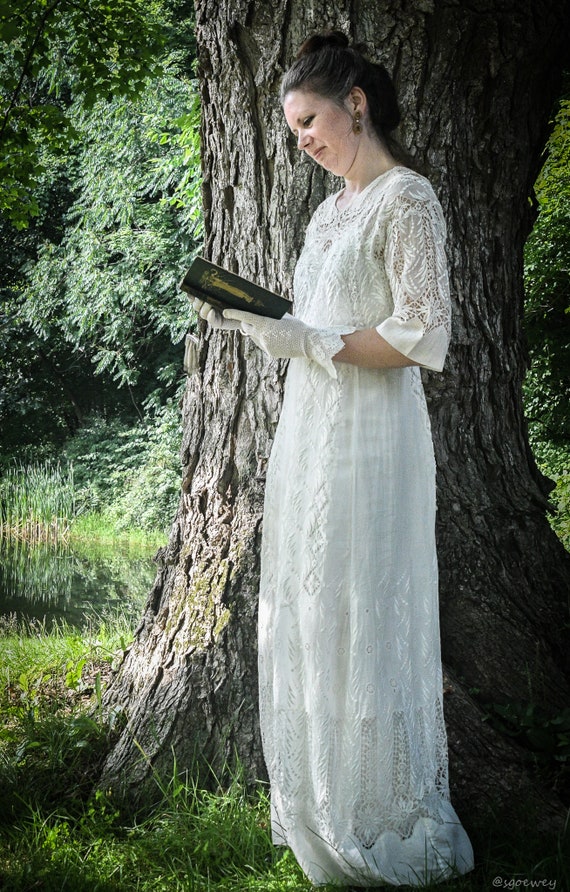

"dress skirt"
[257,357,474,886]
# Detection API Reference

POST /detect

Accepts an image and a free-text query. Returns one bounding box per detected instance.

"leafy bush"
[62,401,182,533]
[523,95,570,549]
[105,403,183,532]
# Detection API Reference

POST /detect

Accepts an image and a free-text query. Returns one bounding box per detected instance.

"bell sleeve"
[376,191,451,372]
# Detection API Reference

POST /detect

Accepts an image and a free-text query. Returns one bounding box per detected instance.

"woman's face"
[283,89,359,177]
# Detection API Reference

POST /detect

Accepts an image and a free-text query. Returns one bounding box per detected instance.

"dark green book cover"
[179,257,290,319]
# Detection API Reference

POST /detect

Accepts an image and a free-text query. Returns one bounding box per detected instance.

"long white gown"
[258,167,474,887]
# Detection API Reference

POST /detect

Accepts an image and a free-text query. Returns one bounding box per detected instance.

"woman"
[194,30,474,888]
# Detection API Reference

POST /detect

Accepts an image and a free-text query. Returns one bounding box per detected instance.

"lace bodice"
[293,166,451,371]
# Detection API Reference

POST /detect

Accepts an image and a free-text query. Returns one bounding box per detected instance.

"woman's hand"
[191,298,242,330]
[223,310,316,359]
[223,308,349,378]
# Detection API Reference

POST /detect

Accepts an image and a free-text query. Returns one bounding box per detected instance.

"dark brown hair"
[281,30,401,149]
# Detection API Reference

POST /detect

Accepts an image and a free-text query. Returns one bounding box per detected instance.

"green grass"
[0,618,568,891]
[70,511,167,549]
[0,612,132,685]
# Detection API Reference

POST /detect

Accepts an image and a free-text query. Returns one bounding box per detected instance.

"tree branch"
[0,0,66,144]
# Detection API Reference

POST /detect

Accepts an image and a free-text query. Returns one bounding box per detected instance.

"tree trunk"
[99,0,570,834]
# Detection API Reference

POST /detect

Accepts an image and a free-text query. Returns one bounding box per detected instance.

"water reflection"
[0,536,158,627]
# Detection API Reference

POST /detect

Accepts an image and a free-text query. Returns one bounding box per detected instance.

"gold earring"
[352,110,362,135]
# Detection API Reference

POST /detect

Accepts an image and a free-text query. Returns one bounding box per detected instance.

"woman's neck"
[338,138,399,209]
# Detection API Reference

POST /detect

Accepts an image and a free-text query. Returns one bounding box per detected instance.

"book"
[179,256,290,320]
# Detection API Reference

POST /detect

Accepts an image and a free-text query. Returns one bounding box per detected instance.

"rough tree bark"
[99,0,570,835]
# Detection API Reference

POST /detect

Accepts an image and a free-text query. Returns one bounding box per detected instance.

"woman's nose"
[297,130,309,150]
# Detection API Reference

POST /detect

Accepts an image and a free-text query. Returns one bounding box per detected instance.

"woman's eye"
[303,116,314,127]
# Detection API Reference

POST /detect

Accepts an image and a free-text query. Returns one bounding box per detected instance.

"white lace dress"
[258,167,474,887]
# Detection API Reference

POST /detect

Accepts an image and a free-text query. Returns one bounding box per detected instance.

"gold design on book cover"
[199,270,256,305]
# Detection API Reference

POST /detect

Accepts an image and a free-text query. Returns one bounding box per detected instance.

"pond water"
[0,536,159,628]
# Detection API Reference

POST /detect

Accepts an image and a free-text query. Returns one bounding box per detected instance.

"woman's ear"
[349,86,367,114]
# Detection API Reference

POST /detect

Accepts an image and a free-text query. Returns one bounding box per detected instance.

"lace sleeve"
[376,192,451,372]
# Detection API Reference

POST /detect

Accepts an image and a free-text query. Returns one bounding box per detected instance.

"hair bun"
[282,29,403,152]
[296,30,349,60]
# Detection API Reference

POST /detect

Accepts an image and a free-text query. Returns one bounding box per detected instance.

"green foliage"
[0,0,166,227]
[524,93,570,547]
[524,209,570,450]
[0,399,181,546]
[0,247,117,460]
[0,0,201,462]
[534,97,570,215]
[61,401,182,532]
[0,77,200,456]
[0,613,132,681]
[148,89,204,240]
[103,404,183,532]
[548,472,570,550]
[524,97,570,441]
[21,77,199,393]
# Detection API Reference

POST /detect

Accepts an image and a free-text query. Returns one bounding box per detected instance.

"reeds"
[0,461,81,543]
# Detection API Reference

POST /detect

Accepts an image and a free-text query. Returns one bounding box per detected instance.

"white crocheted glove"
[191,297,241,331]
[223,309,348,378]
